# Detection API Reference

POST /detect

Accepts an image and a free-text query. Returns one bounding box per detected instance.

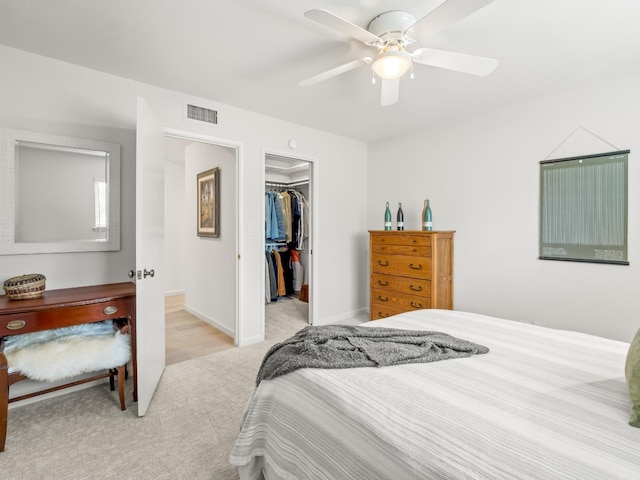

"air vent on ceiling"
[186,104,218,125]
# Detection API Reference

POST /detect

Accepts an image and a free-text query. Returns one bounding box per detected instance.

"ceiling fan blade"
[380,78,400,107]
[299,57,372,87]
[305,9,381,44]
[406,0,494,40]
[413,47,498,76]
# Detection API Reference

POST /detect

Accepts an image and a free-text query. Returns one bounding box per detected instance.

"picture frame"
[197,167,220,237]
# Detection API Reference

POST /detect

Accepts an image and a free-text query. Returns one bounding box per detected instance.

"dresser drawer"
[371,288,431,312]
[371,253,432,279]
[371,273,431,297]
[0,298,132,336]
[370,303,407,320]
[371,243,431,256]
[371,234,432,248]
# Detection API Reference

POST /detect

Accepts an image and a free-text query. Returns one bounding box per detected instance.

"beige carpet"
[1,297,309,480]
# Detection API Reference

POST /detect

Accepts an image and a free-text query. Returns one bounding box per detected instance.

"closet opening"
[264,152,314,336]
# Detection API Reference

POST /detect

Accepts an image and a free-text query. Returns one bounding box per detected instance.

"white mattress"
[230,309,640,479]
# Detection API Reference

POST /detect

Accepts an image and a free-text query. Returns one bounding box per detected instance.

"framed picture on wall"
[197,167,220,237]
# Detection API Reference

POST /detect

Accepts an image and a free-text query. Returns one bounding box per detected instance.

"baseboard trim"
[164,290,185,297]
[182,304,235,338]
[236,334,265,347]
[313,307,368,326]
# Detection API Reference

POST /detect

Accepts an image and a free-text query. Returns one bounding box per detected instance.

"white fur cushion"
[3,320,116,351]
[5,331,131,382]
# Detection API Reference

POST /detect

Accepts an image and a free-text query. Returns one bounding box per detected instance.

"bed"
[230,309,640,479]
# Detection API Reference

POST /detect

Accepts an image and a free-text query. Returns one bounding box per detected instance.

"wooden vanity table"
[0,282,137,451]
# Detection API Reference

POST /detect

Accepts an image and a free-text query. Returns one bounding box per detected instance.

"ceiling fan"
[299,0,498,106]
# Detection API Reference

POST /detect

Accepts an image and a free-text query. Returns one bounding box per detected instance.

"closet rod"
[287,180,309,187]
[265,179,309,188]
[265,241,287,250]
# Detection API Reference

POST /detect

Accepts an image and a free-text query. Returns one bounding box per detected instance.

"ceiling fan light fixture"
[372,49,412,80]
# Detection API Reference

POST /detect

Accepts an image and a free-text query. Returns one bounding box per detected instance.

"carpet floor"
[1,297,309,480]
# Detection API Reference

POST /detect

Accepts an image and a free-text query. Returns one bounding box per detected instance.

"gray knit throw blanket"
[256,324,489,385]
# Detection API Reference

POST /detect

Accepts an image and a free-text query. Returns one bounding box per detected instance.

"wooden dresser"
[369,230,454,320]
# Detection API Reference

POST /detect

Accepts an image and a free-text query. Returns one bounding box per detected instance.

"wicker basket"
[3,274,46,300]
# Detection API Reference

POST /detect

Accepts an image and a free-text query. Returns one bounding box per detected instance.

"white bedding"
[230,309,640,479]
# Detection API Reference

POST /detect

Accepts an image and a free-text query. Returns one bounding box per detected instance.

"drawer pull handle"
[409,285,423,292]
[378,312,389,318]
[410,301,424,309]
[413,248,418,252]
[377,261,389,267]
[103,306,118,315]
[6,320,26,330]
[377,280,389,286]
[409,263,423,270]
[377,295,390,302]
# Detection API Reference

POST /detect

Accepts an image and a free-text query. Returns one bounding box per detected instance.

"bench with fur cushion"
[0,319,131,452]
[3,320,130,381]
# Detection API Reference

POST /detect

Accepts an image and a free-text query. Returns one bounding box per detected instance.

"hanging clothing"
[278,248,295,296]
[291,249,304,293]
[279,191,292,242]
[290,192,300,247]
[265,193,273,240]
[267,251,278,301]
[287,189,308,250]
[265,186,308,249]
[265,191,287,242]
[265,256,272,304]
[265,183,309,303]
[273,250,287,297]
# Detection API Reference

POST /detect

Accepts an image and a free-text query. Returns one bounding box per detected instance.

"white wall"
[184,142,237,336]
[368,71,640,342]
[0,45,368,345]
[164,148,187,295]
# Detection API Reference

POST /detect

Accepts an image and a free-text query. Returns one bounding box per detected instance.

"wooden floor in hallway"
[165,294,235,365]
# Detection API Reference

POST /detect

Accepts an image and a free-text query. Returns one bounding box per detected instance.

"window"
[539,150,629,265]
[94,178,107,232]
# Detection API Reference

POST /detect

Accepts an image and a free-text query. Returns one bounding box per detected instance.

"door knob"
[128,270,135,278]
[143,268,155,278]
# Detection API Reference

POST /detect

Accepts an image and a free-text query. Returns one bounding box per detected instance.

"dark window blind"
[539,150,629,265]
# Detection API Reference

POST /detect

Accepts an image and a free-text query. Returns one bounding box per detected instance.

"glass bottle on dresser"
[397,202,404,230]
[422,199,433,231]
[384,202,392,231]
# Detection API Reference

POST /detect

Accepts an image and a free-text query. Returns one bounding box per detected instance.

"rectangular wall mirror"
[0,128,121,254]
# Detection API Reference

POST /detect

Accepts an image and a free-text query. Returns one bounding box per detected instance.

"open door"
[135,97,166,416]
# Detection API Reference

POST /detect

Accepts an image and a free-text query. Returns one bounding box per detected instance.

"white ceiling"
[1,0,640,143]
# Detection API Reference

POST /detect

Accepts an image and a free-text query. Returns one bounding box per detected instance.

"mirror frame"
[0,128,121,255]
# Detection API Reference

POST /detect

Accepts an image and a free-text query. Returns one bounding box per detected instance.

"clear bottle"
[396,202,404,230]
[384,202,392,231]
[422,199,433,231]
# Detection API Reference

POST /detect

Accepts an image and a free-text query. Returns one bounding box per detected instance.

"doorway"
[263,152,315,337]
[164,134,239,362]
